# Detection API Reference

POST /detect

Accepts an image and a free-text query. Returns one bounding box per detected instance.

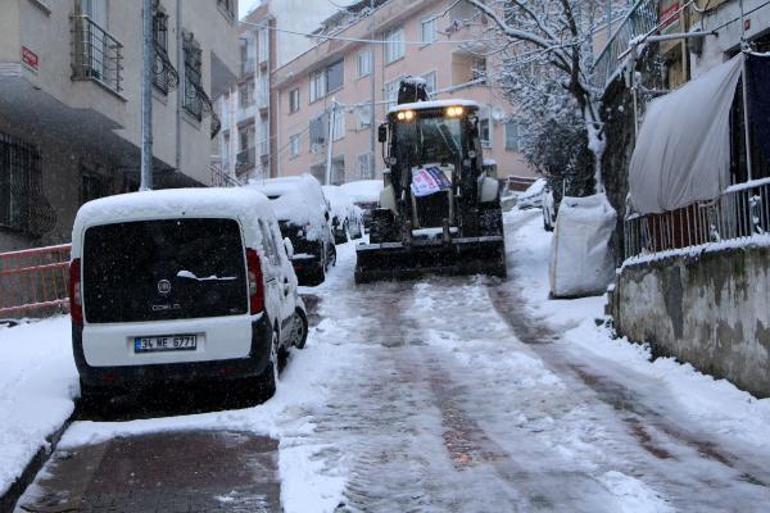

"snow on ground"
[506,207,770,454]
[0,316,78,496]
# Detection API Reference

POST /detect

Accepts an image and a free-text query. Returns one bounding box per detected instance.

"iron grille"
[71,14,124,94]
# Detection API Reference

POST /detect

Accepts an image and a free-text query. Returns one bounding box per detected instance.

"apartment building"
[273,0,534,184]
[0,0,240,251]
[213,0,356,182]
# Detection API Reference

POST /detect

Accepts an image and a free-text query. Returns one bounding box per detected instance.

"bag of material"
[549,194,616,298]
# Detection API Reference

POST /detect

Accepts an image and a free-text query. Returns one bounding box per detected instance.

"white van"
[68,188,307,402]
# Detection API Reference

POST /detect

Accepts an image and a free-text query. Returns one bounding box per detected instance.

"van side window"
[269,221,288,263]
[258,220,280,266]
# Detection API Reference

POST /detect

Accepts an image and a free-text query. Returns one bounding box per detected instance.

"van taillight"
[246,249,264,314]
[69,258,83,325]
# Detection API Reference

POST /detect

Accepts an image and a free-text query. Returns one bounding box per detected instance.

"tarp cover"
[629,54,743,215]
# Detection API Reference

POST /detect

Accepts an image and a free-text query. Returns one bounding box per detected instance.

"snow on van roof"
[71,188,275,254]
[340,180,382,203]
[387,99,479,114]
[322,185,355,220]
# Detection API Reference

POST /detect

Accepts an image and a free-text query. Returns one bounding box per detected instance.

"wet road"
[13,214,770,512]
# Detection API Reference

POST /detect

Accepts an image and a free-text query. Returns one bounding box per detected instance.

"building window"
[81,168,110,204]
[258,72,269,108]
[421,17,437,44]
[310,163,325,183]
[183,34,203,120]
[357,49,372,78]
[310,59,344,102]
[152,6,170,94]
[357,152,374,179]
[479,107,492,148]
[357,104,373,129]
[289,134,301,158]
[310,70,326,103]
[385,27,405,64]
[258,29,269,63]
[332,111,345,141]
[0,132,40,233]
[259,117,269,156]
[384,77,402,110]
[217,0,236,21]
[289,88,300,113]
[239,123,255,151]
[239,80,254,108]
[309,113,327,150]
[421,71,437,95]
[326,60,344,93]
[472,57,487,81]
[505,120,520,151]
[331,156,345,185]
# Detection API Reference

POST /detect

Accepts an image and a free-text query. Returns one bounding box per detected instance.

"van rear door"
[82,218,248,323]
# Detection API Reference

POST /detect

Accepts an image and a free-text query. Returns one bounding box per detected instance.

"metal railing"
[592,0,659,90]
[210,163,241,188]
[71,14,124,94]
[0,244,71,319]
[624,179,770,260]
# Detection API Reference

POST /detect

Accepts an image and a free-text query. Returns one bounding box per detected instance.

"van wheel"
[329,245,337,267]
[290,309,308,349]
[256,330,278,400]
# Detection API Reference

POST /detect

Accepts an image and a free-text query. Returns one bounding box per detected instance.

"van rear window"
[83,218,247,323]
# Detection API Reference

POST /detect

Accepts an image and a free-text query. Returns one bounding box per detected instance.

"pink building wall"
[273,0,535,183]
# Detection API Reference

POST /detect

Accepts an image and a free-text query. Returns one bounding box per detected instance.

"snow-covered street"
[5,211,770,513]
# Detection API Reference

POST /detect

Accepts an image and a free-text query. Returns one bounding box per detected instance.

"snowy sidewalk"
[0,317,78,501]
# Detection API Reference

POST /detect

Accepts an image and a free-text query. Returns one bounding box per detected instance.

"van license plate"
[134,334,197,353]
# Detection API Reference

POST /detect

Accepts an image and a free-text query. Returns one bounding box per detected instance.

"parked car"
[251,175,336,286]
[341,179,383,233]
[516,178,547,210]
[322,185,364,244]
[69,188,308,404]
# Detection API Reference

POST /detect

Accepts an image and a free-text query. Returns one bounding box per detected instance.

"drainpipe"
[325,99,337,186]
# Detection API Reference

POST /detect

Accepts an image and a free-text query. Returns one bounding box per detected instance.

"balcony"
[71,14,124,95]
[236,147,256,171]
[241,59,256,78]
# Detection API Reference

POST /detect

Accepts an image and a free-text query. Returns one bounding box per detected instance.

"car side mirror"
[283,237,294,259]
[378,123,388,143]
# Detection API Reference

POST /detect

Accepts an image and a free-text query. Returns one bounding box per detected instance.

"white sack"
[549,194,616,298]
[629,54,743,215]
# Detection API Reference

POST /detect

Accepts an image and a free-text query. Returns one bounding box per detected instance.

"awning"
[629,54,744,215]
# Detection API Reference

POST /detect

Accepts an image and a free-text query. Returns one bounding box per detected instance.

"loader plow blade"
[355,236,506,284]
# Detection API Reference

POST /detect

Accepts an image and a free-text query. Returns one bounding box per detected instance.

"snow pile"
[321,185,356,222]
[249,175,330,241]
[0,317,78,497]
[339,180,382,204]
[507,208,770,452]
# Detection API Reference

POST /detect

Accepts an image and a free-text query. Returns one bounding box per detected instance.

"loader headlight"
[396,110,416,121]
[445,106,464,117]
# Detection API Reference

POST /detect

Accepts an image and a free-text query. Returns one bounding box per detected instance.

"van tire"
[256,330,278,400]
[290,309,308,349]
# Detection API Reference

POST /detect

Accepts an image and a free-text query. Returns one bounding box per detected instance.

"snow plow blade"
[355,236,506,284]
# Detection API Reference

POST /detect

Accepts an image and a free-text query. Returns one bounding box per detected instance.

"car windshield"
[394,114,464,167]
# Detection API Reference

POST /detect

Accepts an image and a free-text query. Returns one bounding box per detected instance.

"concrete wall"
[610,246,770,398]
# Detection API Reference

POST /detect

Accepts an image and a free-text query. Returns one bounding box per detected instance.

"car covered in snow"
[340,179,383,233]
[515,178,547,210]
[69,188,308,404]
[251,175,336,286]
[322,185,364,244]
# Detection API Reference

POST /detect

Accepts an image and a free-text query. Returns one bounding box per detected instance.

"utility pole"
[369,0,376,180]
[325,99,337,185]
[140,0,154,191]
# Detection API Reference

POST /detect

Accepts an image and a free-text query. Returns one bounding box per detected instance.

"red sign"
[22,47,39,70]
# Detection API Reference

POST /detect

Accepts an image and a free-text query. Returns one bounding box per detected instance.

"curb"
[0,409,76,513]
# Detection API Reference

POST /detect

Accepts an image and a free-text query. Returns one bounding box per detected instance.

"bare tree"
[463,0,610,192]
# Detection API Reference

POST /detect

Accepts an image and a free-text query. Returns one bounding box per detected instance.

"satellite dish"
[491,106,506,122]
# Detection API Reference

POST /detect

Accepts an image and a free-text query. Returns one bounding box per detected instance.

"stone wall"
[610,245,770,398]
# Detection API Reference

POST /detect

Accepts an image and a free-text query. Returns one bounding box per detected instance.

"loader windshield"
[394,114,464,167]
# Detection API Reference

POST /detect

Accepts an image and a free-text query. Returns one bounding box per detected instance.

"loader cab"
[382,100,484,230]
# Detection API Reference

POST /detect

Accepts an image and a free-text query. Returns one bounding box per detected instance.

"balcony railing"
[592,0,659,90]
[241,59,256,77]
[71,14,124,94]
[236,147,256,171]
[624,178,770,261]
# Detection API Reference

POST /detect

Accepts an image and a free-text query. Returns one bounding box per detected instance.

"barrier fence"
[624,178,770,259]
[0,244,71,319]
